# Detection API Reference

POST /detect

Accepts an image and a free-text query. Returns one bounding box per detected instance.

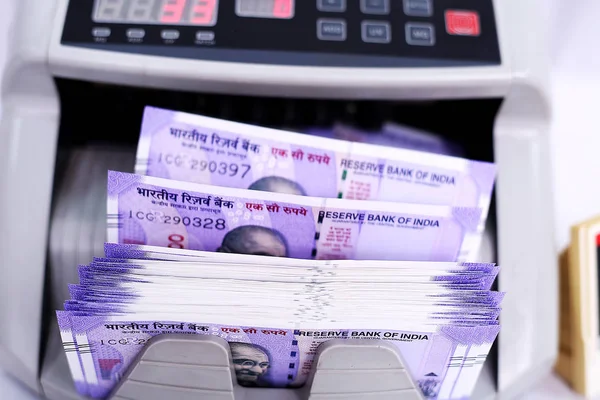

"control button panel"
[445,10,481,36]
[317,19,347,41]
[92,27,111,38]
[126,28,146,39]
[405,23,435,46]
[317,0,346,12]
[66,0,501,68]
[361,21,391,44]
[403,0,433,17]
[196,31,216,41]
[360,0,390,15]
[161,30,180,40]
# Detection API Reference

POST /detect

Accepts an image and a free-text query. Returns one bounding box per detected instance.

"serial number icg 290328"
[127,210,227,230]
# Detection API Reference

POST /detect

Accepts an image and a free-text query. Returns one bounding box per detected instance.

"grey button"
[196,31,215,41]
[161,30,180,40]
[126,28,146,39]
[92,27,111,38]
[403,0,433,17]
[360,0,390,15]
[361,21,391,43]
[406,23,435,46]
[318,0,346,12]
[317,19,347,41]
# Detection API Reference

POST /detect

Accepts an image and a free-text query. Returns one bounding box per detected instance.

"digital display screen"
[93,0,219,26]
[236,0,294,19]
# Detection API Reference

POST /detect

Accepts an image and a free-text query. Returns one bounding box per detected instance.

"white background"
[0,0,599,398]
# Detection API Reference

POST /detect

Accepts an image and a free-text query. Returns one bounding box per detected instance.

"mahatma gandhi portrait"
[248,176,307,196]
[216,225,289,257]
[229,342,271,386]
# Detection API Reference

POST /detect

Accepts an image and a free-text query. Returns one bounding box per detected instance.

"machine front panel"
[60,0,501,67]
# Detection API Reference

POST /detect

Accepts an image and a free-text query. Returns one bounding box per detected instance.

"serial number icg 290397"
[157,153,252,178]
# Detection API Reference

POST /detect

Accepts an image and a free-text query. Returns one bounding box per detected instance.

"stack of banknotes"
[57,106,500,400]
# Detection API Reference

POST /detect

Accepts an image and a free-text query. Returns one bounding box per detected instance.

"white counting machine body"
[0,0,555,399]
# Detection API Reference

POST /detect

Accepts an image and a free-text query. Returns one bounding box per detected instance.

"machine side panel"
[0,0,61,393]
[493,0,556,395]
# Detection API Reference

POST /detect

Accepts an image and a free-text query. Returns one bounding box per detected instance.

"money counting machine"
[0,0,553,398]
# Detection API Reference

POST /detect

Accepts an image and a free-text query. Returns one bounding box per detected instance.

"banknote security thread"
[106,171,485,261]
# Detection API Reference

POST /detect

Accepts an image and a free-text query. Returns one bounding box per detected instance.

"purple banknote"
[62,313,499,400]
[107,171,485,261]
[135,107,494,211]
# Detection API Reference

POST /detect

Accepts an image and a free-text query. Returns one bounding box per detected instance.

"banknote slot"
[47,76,500,309]
[43,76,501,399]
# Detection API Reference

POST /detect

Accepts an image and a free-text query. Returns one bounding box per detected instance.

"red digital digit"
[160,0,186,24]
[273,0,293,19]
[190,0,216,24]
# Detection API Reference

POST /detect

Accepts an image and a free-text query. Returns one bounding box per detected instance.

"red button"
[445,10,480,36]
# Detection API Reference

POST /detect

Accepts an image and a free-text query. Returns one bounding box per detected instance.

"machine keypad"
[69,0,501,67]
[161,30,180,40]
[126,28,146,39]
[360,0,390,15]
[92,27,111,38]
[361,21,391,44]
[405,23,435,46]
[317,0,346,13]
[196,31,216,41]
[317,19,347,41]
[403,0,433,17]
